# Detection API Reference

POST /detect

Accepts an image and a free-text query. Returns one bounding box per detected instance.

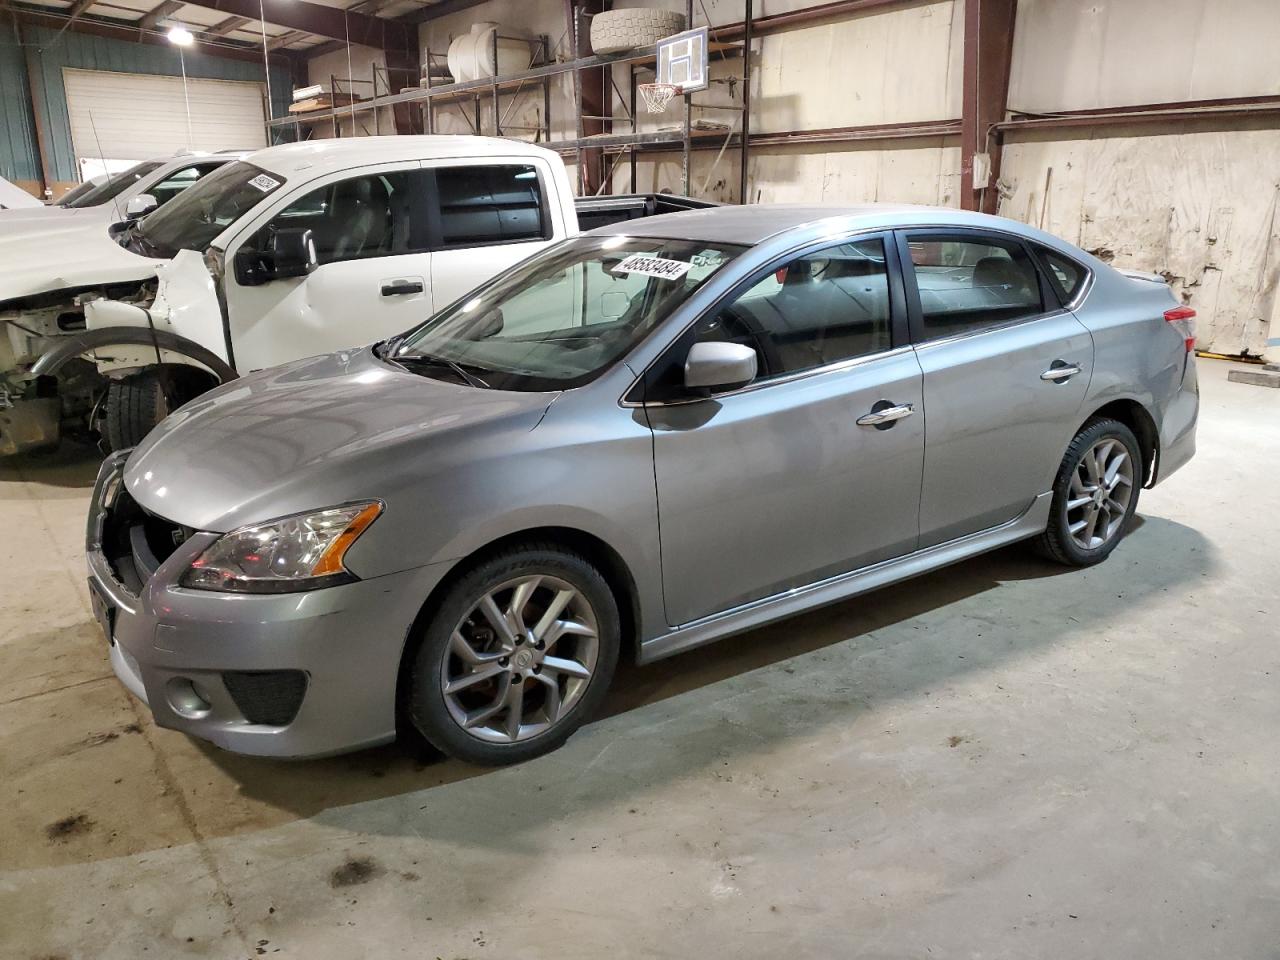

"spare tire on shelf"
[590,8,687,55]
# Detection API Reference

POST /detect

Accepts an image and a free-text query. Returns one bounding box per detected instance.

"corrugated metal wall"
[0,24,292,187]
[0,23,41,186]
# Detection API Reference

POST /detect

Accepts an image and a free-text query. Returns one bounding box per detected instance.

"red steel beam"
[713,0,936,40]
[960,0,1016,213]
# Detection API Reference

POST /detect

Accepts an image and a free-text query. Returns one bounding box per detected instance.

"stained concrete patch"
[329,856,383,888]
[44,813,93,842]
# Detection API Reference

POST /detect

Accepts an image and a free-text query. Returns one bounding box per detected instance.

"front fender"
[31,327,237,382]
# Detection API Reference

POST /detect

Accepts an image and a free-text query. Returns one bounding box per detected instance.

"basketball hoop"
[638,82,681,114]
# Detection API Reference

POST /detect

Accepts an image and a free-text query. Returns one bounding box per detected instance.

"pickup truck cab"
[6,137,705,455]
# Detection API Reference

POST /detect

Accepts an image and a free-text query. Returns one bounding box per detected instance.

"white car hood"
[0,221,162,301]
[0,177,43,210]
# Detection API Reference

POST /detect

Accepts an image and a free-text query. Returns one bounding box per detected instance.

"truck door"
[424,161,564,310]
[221,163,432,371]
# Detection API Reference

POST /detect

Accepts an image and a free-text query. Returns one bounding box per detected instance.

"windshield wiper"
[393,351,490,388]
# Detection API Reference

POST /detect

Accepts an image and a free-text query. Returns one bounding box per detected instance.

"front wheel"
[103,366,213,451]
[1035,417,1142,566]
[406,544,621,765]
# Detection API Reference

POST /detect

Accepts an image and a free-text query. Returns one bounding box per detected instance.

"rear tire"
[406,543,621,765]
[1035,417,1142,567]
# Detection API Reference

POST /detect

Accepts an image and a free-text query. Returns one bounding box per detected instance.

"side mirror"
[234,228,318,286]
[684,341,757,395]
[269,227,318,280]
[124,194,158,220]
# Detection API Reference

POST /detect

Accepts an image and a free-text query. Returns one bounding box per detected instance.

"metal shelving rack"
[266,1,753,199]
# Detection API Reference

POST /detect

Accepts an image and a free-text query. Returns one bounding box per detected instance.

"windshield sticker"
[612,253,692,281]
[248,173,281,192]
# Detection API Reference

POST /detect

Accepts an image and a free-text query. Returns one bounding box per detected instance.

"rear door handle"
[1041,360,1083,382]
[381,279,424,297]
[856,401,915,428]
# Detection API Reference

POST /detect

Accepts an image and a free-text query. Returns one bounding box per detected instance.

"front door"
[644,234,925,626]
[898,229,1095,547]
[223,164,432,371]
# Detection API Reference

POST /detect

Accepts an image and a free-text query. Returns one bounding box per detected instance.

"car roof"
[245,136,558,178]
[586,202,1047,247]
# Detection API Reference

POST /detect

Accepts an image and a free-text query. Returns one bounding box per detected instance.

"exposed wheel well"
[394,526,644,725]
[1084,399,1159,485]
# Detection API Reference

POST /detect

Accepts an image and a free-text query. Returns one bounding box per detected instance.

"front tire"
[103,366,214,451]
[406,544,621,765]
[1035,417,1142,567]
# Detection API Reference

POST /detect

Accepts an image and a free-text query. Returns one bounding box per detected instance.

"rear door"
[643,233,925,626]
[898,229,1094,547]
[424,161,562,309]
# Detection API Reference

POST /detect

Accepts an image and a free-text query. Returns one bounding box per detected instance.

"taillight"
[1164,306,1196,352]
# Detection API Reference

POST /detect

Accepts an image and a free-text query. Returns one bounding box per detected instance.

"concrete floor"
[1,358,1277,959]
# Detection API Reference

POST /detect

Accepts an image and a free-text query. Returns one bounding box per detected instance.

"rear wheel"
[406,544,621,765]
[1035,417,1142,566]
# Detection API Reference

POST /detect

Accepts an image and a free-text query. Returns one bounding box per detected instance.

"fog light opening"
[166,677,212,719]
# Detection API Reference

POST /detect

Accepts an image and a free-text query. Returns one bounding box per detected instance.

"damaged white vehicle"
[3,137,573,455]
[5,135,711,456]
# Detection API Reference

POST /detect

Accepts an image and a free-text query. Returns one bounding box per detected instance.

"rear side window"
[907,235,1043,341]
[434,164,547,248]
[1035,245,1087,304]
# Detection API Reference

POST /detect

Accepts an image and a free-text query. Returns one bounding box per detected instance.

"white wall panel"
[1009,0,1280,112]
[998,121,1280,356]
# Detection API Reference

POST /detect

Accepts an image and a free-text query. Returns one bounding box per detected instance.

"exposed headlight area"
[180,502,382,594]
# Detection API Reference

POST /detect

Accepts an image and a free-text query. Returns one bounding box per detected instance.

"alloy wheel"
[441,575,600,744]
[1066,437,1134,550]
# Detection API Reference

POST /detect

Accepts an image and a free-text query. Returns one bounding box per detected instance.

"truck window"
[433,164,548,248]
[247,171,418,266]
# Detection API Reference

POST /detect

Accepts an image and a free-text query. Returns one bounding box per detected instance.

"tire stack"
[589,8,687,55]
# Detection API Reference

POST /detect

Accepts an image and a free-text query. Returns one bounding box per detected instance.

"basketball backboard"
[655,26,709,93]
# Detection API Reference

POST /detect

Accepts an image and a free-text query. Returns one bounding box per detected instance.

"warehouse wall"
[999,0,1280,356]
[0,23,44,196]
[0,24,291,196]
[410,0,1277,353]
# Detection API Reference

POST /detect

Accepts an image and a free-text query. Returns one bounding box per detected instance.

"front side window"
[244,171,417,267]
[394,236,743,390]
[705,237,893,379]
[135,161,286,257]
[434,164,546,247]
[62,161,163,209]
[907,235,1043,341]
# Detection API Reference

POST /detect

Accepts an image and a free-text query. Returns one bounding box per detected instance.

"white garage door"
[63,67,267,163]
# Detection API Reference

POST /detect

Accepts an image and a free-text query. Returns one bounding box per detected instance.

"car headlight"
[180,502,382,594]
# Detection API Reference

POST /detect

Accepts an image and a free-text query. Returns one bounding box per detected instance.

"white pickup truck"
[1,136,710,454]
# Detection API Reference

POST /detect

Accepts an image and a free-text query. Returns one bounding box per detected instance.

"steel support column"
[959,0,1016,213]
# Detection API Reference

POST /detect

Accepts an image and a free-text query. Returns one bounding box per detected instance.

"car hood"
[124,347,558,532]
[0,220,160,301]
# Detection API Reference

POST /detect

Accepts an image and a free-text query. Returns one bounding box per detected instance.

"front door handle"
[1041,360,1083,382]
[381,279,424,297]
[856,401,914,429]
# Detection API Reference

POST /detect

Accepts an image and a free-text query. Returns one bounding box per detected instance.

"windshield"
[395,236,745,391]
[136,161,286,257]
[61,161,162,209]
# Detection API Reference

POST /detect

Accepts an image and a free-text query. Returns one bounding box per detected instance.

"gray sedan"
[86,204,1199,764]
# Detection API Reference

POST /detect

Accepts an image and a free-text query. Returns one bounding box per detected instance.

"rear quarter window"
[1035,245,1088,304]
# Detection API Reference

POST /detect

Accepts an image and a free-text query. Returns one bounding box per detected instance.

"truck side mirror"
[270,228,318,280]
[233,228,318,286]
[124,194,158,220]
